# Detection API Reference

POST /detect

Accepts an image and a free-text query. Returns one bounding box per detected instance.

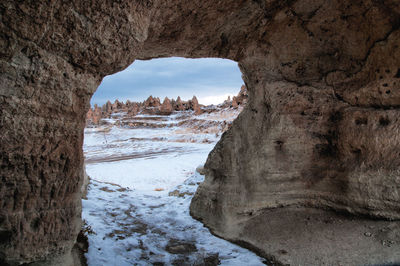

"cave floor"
[225,206,400,265]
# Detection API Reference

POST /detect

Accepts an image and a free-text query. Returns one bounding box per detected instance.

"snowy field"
[82,111,265,265]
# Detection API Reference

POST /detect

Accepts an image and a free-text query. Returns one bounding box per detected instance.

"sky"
[91,57,244,106]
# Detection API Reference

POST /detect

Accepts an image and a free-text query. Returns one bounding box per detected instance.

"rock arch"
[1,0,399,264]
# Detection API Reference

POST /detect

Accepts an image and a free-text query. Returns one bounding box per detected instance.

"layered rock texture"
[86,90,246,126]
[86,94,221,125]
[1,0,399,265]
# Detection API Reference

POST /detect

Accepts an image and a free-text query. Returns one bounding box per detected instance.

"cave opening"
[81,57,261,265]
[2,1,400,265]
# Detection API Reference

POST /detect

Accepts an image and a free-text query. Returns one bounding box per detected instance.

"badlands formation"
[86,85,248,126]
[0,0,399,265]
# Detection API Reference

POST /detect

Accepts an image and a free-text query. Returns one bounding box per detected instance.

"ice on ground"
[82,111,265,265]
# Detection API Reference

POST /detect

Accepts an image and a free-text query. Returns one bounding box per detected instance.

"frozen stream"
[82,111,265,265]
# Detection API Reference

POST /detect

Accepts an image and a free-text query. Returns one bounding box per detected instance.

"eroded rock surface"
[86,93,223,125]
[1,0,399,265]
[160,97,173,115]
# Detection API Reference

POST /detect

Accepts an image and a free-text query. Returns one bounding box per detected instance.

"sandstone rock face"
[222,85,248,108]
[103,100,113,116]
[231,97,238,108]
[144,95,161,108]
[160,97,173,115]
[142,96,161,114]
[175,96,185,111]
[235,85,248,105]
[86,104,102,125]
[190,96,202,115]
[127,103,140,117]
[87,95,204,124]
[1,0,399,265]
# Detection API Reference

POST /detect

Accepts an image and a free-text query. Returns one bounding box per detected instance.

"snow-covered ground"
[82,109,265,265]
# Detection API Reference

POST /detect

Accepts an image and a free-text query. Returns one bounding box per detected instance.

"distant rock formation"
[86,104,102,124]
[234,85,248,106]
[190,96,202,115]
[175,96,185,111]
[127,102,140,117]
[144,96,161,108]
[112,99,123,110]
[160,97,173,115]
[219,85,248,109]
[103,100,113,115]
[86,86,248,126]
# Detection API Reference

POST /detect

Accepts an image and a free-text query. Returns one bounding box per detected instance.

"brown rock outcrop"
[103,100,113,116]
[86,108,95,124]
[1,0,399,265]
[231,97,238,108]
[174,96,185,111]
[160,97,173,115]
[86,104,102,125]
[111,99,119,110]
[142,96,161,114]
[235,85,248,105]
[86,94,206,123]
[144,95,161,108]
[221,85,248,108]
[190,96,202,115]
[127,102,140,117]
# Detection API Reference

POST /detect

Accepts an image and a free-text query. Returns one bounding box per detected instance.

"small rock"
[168,190,180,197]
[203,253,220,265]
[278,249,288,255]
[196,165,206,175]
[165,239,197,254]
[364,232,372,237]
[168,190,193,198]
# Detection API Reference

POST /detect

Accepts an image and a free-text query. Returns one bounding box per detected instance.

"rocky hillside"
[86,85,248,126]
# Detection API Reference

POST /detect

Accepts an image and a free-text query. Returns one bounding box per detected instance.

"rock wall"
[192,0,400,219]
[0,0,399,264]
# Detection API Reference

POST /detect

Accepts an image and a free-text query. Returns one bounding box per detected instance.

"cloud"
[198,93,235,105]
[91,57,243,106]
